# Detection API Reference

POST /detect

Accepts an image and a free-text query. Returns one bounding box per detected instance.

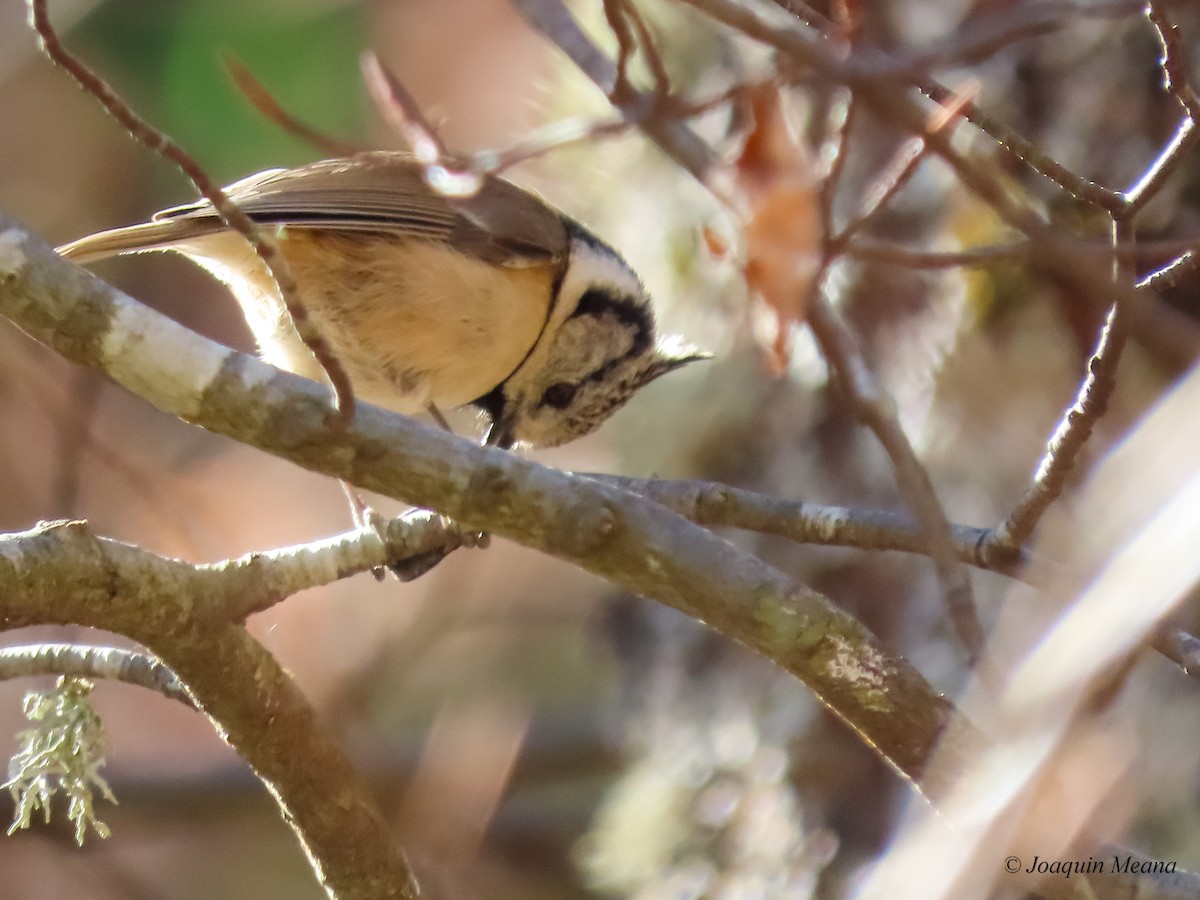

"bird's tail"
[56,219,206,264]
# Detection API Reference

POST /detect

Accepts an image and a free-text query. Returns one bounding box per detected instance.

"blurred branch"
[360,51,448,164]
[0,644,193,708]
[0,519,419,899]
[511,0,720,181]
[669,0,1200,576]
[28,0,358,427]
[782,0,1129,211]
[992,3,1200,550]
[583,473,1038,580]
[992,236,1131,550]
[1124,1,1200,213]
[222,54,362,157]
[0,213,979,799]
[847,234,1200,269]
[602,0,672,107]
[807,295,984,659]
[51,371,101,516]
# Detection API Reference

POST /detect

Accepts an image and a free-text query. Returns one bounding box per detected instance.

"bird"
[58,151,707,448]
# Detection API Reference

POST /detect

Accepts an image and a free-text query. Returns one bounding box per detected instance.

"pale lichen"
[4,676,116,845]
[822,634,896,712]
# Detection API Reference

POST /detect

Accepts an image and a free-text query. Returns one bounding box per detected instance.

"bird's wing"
[155,152,570,266]
[59,152,570,268]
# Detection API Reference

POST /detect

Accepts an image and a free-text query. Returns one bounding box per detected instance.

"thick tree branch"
[0,520,418,900]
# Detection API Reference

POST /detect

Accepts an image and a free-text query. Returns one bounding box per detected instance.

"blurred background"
[2,0,1200,897]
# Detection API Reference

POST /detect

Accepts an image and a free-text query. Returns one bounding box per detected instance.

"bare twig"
[1138,249,1200,291]
[473,72,776,174]
[991,221,1133,550]
[783,0,1130,212]
[1123,1,1200,213]
[0,644,193,708]
[222,54,362,157]
[991,3,1200,550]
[619,0,673,105]
[834,82,977,249]
[817,92,856,227]
[808,294,985,659]
[923,76,1126,213]
[511,0,720,181]
[602,0,672,107]
[846,235,1200,270]
[806,64,984,657]
[850,0,1141,81]
[360,50,447,164]
[29,0,357,426]
[582,473,1040,581]
[847,239,1034,269]
[603,0,641,104]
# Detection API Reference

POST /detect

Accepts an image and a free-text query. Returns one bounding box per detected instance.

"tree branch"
[0,644,192,708]
[0,214,978,798]
[0,520,419,899]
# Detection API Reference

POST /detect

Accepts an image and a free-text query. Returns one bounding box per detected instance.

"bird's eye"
[540,381,578,410]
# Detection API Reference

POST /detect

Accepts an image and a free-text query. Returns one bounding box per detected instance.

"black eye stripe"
[570,288,653,359]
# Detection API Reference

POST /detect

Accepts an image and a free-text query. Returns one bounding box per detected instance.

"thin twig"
[0,644,194,708]
[808,293,985,659]
[844,0,1141,81]
[360,50,447,164]
[210,509,485,621]
[582,473,1039,580]
[847,239,1035,269]
[833,82,977,249]
[602,0,672,108]
[783,0,1131,212]
[510,0,720,181]
[620,0,673,105]
[1137,249,1200,291]
[1123,1,1200,213]
[991,3,1200,550]
[847,234,1200,270]
[473,72,775,174]
[817,92,857,228]
[222,53,362,157]
[603,0,640,104]
[991,219,1133,550]
[29,0,357,426]
[924,77,1126,213]
[809,70,984,657]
